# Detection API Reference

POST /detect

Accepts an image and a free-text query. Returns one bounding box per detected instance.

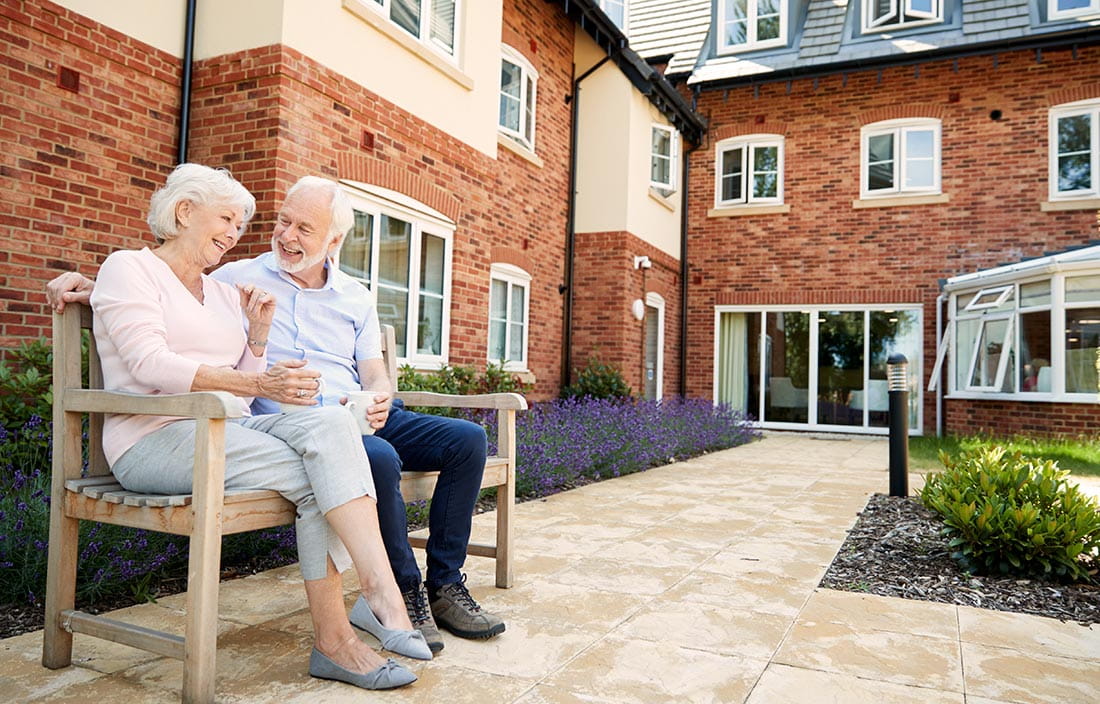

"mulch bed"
[820,493,1100,626]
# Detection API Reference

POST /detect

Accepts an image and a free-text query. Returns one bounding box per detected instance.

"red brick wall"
[0,0,180,347]
[573,230,681,397]
[689,46,1100,434]
[1,1,575,400]
[945,400,1100,438]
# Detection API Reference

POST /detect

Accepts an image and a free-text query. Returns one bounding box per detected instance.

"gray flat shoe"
[350,594,434,660]
[309,648,417,690]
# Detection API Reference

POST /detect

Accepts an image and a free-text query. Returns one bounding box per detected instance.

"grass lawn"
[910,435,1100,477]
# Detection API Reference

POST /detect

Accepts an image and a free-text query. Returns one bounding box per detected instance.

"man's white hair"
[286,176,354,243]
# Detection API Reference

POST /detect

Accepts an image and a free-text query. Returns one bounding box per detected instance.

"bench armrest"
[62,389,244,419]
[394,391,527,411]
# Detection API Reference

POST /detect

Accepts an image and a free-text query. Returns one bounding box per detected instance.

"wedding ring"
[297,389,307,398]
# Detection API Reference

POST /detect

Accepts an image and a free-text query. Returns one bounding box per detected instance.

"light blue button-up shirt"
[212,252,381,415]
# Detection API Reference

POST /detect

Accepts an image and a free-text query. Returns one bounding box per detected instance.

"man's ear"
[327,231,346,258]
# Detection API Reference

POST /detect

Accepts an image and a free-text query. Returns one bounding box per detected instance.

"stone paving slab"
[3,433,1098,702]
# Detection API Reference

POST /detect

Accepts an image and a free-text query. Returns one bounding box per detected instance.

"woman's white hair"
[286,176,354,244]
[146,163,256,243]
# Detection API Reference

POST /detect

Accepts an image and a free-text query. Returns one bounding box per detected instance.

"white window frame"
[717,0,788,54]
[945,266,1100,402]
[1049,0,1100,21]
[714,134,784,207]
[338,183,455,368]
[366,0,462,60]
[861,0,944,33]
[487,263,531,372]
[498,45,538,152]
[645,292,665,400]
[1048,99,1100,201]
[598,0,628,30]
[963,285,1013,312]
[860,118,942,198]
[650,124,680,191]
[963,315,1014,392]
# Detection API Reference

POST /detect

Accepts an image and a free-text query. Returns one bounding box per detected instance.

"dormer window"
[1049,0,1100,21]
[717,0,787,54]
[862,0,943,33]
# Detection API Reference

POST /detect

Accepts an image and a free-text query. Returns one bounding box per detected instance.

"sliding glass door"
[716,306,922,433]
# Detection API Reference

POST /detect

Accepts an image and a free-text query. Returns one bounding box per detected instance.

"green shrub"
[561,356,632,400]
[398,361,531,418]
[0,339,54,431]
[920,446,1100,582]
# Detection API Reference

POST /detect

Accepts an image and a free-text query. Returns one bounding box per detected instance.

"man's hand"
[46,271,95,312]
[341,389,391,431]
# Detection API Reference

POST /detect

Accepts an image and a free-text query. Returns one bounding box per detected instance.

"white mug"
[278,377,325,414]
[345,390,387,436]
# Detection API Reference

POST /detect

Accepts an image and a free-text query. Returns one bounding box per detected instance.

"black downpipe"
[176,0,197,165]
[678,141,694,398]
[561,56,611,390]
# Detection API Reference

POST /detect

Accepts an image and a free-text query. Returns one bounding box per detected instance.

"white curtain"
[718,313,748,411]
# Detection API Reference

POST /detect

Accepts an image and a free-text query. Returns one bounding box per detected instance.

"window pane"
[1058,114,1091,153]
[753,145,777,172]
[339,210,373,282]
[489,320,506,360]
[726,0,748,20]
[717,312,761,414]
[906,129,934,158]
[867,133,894,190]
[1057,0,1092,9]
[1020,280,1051,307]
[510,284,525,323]
[378,215,411,288]
[872,0,894,21]
[391,0,420,37]
[909,0,934,12]
[429,0,455,54]
[753,172,778,198]
[419,233,445,295]
[499,61,521,132]
[905,158,934,188]
[417,294,442,355]
[817,311,864,426]
[378,287,409,357]
[1059,154,1092,193]
[1020,311,1052,392]
[524,76,535,144]
[509,322,524,360]
[868,310,920,428]
[955,318,980,390]
[764,311,809,423]
[1065,307,1100,393]
[726,19,748,45]
[969,319,1008,388]
[757,0,780,40]
[1066,275,1100,304]
[652,127,671,157]
[721,148,743,202]
[490,279,507,319]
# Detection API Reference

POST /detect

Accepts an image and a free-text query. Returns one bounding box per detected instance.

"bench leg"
[42,509,78,668]
[494,477,514,589]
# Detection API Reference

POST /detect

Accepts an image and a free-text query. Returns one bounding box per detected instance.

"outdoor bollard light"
[887,353,909,497]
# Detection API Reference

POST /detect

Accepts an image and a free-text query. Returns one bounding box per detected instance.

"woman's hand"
[258,359,323,405]
[238,284,275,354]
[47,271,95,313]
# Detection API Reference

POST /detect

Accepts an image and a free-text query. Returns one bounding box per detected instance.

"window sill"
[1041,197,1100,212]
[342,0,474,91]
[852,193,949,209]
[649,188,677,211]
[708,203,790,218]
[497,134,543,167]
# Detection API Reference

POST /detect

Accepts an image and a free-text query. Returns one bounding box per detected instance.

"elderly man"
[47,176,505,652]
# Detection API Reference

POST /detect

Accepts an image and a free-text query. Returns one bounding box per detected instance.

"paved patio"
[3,434,1098,702]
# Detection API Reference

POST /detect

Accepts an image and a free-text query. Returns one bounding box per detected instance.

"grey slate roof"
[627,0,711,76]
[621,0,1100,86]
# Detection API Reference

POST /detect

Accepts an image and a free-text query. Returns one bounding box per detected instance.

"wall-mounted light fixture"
[632,299,646,321]
[633,255,652,270]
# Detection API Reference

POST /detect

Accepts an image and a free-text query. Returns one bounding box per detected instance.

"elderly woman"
[89,164,428,691]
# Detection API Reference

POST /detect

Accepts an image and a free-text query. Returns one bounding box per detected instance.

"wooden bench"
[42,302,526,703]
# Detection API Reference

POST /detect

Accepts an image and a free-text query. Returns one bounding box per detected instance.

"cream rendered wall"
[53,0,186,56]
[54,0,501,158]
[573,31,681,260]
[281,0,502,157]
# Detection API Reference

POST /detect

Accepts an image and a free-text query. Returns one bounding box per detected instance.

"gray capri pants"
[111,406,375,580]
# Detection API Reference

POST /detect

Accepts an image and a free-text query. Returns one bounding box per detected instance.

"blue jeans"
[364,400,488,592]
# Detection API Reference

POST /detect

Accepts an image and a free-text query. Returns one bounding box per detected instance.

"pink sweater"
[89,248,267,466]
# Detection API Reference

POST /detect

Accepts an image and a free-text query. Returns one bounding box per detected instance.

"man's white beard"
[273,239,329,274]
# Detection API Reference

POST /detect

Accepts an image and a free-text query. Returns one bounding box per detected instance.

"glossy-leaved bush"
[920,446,1100,583]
